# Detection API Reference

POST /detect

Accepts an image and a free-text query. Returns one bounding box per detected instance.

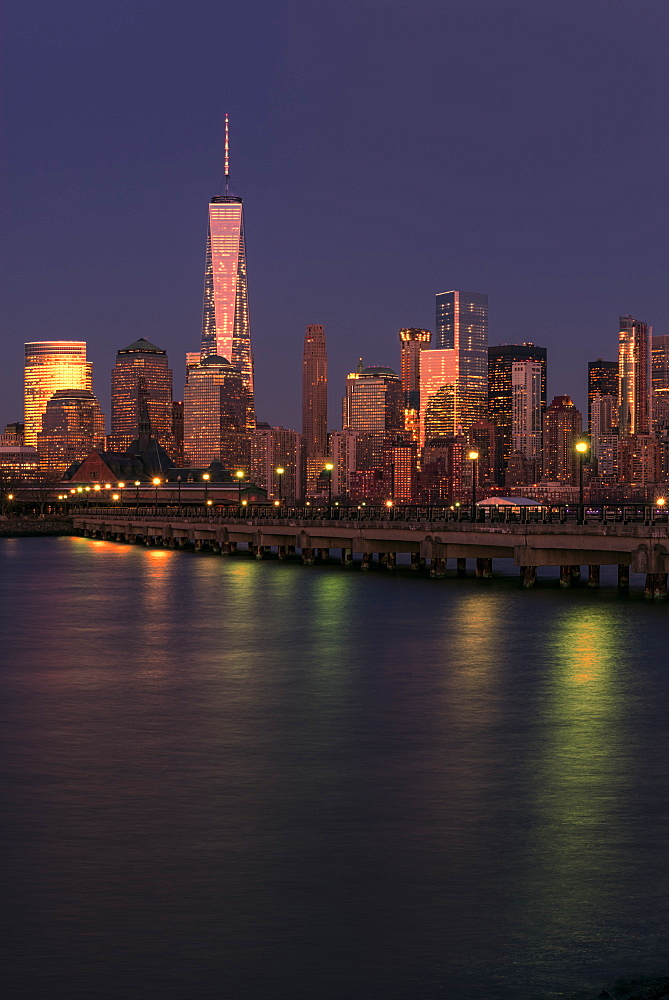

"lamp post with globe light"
[575,441,589,521]
[236,470,245,507]
[468,450,479,519]
[324,462,334,506]
[276,467,285,505]
[152,477,161,507]
[202,473,210,506]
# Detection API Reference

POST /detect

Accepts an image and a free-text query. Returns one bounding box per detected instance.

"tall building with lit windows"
[398,328,431,440]
[200,118,254,431]
[24,342,92,448]
[651,335,669,394]
[488,343,547,474]
[419,350,457,446]
[511,361,543,462]
[343,366,402,469]
[37,389,105,476]
[587,358,618,432]
[434,290,488,431]
[183,355,249,468]
[109,339,173,454]
[302,324,328,494]
[619,315,651,436]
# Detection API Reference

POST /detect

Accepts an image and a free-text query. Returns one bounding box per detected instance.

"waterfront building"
[343,365,402,470]
[399,328,431,440]
[302,324,328,495]
[200,116,254,431]
[619,315,651,436]
[488,343,547,476]
[434,290,488,432]
[183,355,249,468]
[619,433,660,486]
[511,361,543,463]
[588,358,618,432]
[109,338,173,454]
[251,424,301,501]
[591,394,619,478]
[24,342,92,447]
[36,389,105,476]
[0,445,38,480]
[542,395,583,484]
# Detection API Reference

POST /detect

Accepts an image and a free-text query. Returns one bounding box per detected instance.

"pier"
[70,504,669,598]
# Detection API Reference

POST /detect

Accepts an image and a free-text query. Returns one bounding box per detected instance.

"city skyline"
[4,2,669,434]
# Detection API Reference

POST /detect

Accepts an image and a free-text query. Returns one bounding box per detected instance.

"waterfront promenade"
[71,504,669,597]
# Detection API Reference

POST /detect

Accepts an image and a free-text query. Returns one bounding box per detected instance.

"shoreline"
[0,518,74,538]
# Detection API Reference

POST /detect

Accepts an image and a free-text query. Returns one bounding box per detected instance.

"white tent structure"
[476,496,547,508]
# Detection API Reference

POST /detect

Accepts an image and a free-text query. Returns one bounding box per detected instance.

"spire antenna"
[224,113,230,196]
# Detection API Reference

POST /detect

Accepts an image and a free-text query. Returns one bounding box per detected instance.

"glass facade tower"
[435,291,488,432]
[488,343,547,473]
[24,342,92,448]
[618,315,651,436]
[110,338,173,453]
[200,194,254,431]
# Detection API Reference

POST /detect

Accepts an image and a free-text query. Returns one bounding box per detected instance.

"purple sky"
[2,0,668,433]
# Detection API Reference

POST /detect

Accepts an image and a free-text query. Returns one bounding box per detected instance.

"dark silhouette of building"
[488,343,547,481]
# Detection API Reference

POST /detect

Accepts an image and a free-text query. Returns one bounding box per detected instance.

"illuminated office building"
[619,315,651,436]
[110,338,173,453]
[37,389,105,476]
[302,324,328,494]
[184,355,249,468]
[399,328,431,439]
[330,428,360,497]
[591,394,619,478]
[587,358,618,432]
[652,335,669,394]
[488,343,547,471]
[542,395,583,484]
[24,342,92,447]
[343,366,402,469]
[419,350,457,446]
[511,361,543,462]
[200,116,254,431]
[434,290,488,431]
[251,424,301,501]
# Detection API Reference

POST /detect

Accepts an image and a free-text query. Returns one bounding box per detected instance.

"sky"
[2,0,668,432]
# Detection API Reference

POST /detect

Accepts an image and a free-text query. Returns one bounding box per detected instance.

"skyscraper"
[343,366,402,469]
[36,389,105,476]
[24,342,92,448]
[110,338,173,454]
[511,361,543,462]
[183,355,249,468]
[488,343,547,473]
[419,350,457,446]
[435,290,488,431]
[619,315,651,436]
[542,395,583,484]
[200,115,254,431]
[302,324,328,495]
[587,358,618,432]
[398,328,431,439]
[651,335,669,394]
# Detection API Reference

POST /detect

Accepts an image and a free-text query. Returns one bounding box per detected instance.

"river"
[2,536,669,999]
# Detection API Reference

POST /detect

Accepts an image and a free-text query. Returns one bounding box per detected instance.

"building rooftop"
[118,338,166,355]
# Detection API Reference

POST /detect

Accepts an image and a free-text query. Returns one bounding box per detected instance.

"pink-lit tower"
[302,324,328,495]
[200,115,255,431]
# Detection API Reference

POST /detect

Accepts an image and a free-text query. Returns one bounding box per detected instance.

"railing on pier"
[68,503,669,527]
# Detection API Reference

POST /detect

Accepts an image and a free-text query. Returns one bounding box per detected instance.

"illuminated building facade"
[171,401,184,465]
[591,394,619,478]
[652,335,669,394]
[24,342,92,447]
[37,389,105,476]
[251,424,302,501]
[385,438,418,501]
[343,366,402,469]
[399,328,431,439]
[0,446,38,480]
[488,343,547,475]
[511,360,543,461]
[619,315,651,436]
[302,324,328,495]
[419,350,457,446]
[435,290,488,431]
[587,358,618,432]
[619,433,660,485]
[200,122,254,431]
[330,428,359,497]
[542,395,583,484]
[183,355,249,468]
[110,339,173,454]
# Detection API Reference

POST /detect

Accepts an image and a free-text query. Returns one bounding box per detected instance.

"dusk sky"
[2,0,668,432]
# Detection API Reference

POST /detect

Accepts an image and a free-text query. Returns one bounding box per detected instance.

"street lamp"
[276,466,285,504]
[134,480,141,506]
[575,441,589,519]
[152,477,161,506]
[203,472,210,505]
[468,450,479,519]
[324,462,334,505]
[236,469,245,506]
[177,475,182,506]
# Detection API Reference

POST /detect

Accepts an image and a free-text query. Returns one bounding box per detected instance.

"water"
[2,537,669,1000]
